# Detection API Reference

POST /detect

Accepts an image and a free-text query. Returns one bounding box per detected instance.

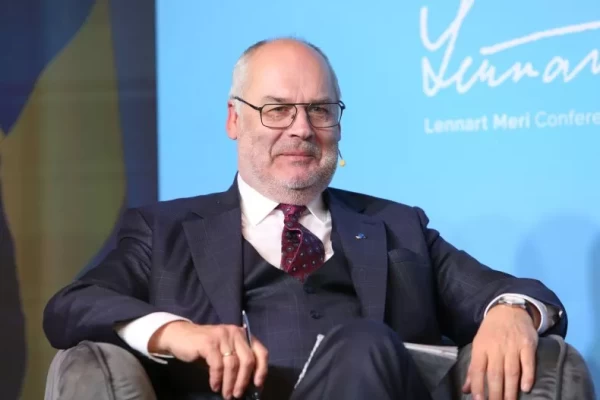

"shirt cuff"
[115,312,191,364]
[484,293,555,334]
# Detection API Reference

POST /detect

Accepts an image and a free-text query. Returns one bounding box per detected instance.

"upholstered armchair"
[45,335,596,400]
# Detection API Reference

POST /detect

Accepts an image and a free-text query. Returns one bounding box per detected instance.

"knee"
[331,319,407,358]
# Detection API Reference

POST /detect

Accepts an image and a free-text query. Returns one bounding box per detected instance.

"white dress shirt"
[116,175,555,362]
[237,174,334,268]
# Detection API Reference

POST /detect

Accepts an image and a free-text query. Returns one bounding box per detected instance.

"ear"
[226,101,239,140]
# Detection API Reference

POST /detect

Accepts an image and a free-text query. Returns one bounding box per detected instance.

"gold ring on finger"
[222,350,235,357]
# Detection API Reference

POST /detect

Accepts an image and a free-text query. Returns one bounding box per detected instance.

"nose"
[286,107,314,139]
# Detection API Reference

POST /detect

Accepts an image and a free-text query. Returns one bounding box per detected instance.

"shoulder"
[327,187,430,226]
[128,190,230,225]
[329,188,426,218]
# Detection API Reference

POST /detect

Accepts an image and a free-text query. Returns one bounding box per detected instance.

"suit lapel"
[183,183,243,326]
[327,190,388,322]
[181,183,389,325]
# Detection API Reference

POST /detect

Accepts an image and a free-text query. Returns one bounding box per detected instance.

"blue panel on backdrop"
[157,0,600,391]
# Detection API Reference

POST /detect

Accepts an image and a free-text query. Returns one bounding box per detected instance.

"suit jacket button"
[310,310,322,319]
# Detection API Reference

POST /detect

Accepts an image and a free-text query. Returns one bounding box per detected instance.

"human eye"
[263,104,294,121]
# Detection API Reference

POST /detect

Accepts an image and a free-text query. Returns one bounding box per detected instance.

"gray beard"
[236,122,339,204]
[248,153,338,205]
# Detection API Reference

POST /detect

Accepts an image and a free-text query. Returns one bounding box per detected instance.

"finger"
[251,335,269,387]
[504,350,521,400]
[520,344,537,392]
[220,341,240,400]
[462,374,471,393]
[203,346,225,393]
[467,350,487,399]
[232,330,256,399]
[487,353,504,400]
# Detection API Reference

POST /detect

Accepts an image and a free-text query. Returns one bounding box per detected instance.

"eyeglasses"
[232,96,345,129]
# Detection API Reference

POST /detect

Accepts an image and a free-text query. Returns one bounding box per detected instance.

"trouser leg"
[291,320,432,400]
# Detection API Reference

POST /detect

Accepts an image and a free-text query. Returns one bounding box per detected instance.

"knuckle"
[236,378,250,389]
[242,356,256,369]
[521,367,534,377]
[521,374,533,383]
[487,370,503,380]
[210,357,224,370]
[216,326,228,337]
[210,370,223,382]
[229,356,240,368]
[205,336,219,349]
[506,368,520,378]
[522,376,534,385]
[469,364,486,374]
[212,363,224,373]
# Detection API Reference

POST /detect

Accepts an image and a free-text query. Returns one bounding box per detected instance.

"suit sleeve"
[413,207,568,347]
[43,208,160,350]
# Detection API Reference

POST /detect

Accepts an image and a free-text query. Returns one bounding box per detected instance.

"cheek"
[250,135,275,151]
[317,131,340,151]
[243,132,278,161]
[318,128,340,143]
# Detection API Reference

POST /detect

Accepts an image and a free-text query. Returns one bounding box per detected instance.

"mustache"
[273,142,320,156]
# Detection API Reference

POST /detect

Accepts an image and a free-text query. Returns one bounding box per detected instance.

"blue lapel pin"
[355,233,367,240]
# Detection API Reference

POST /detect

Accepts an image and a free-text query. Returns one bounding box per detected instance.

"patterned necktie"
[278,204,325,282]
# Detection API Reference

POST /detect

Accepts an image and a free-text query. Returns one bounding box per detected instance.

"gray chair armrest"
[45,341,157,400]
[47,337,596,400]
[450,335,596,400]
[45,341,224,400]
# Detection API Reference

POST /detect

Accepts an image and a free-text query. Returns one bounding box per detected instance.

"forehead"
[244,42,336,102]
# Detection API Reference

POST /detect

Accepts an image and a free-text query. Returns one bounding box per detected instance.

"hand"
[463,305,539,400]
[149,321,268,400]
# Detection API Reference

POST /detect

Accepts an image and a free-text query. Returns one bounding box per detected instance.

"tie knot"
[277,204,307,220]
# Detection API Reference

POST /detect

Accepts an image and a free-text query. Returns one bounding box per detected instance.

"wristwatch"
[490,294,563,332]
[493,295,535,320]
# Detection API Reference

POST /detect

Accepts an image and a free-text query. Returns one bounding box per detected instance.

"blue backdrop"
[156,0,600,392]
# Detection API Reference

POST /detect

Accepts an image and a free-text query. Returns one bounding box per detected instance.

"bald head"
[229,38,341,103]
[225,37,343,206]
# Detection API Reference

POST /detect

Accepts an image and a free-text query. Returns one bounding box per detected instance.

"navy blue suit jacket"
[44,181,567,355]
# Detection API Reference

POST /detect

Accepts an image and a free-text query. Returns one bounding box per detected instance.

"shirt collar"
[237,174,328,226]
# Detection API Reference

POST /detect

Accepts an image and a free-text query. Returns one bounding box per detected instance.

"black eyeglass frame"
[232,96,346,129]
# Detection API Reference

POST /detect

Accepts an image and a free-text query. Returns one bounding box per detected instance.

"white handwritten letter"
[420,0,600,96]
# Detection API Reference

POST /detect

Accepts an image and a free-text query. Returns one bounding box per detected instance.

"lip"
[279,153,313,157]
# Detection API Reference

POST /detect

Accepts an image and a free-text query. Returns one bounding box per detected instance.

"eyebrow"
[260,95,336,104]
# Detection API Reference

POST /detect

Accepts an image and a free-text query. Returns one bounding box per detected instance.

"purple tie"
[278,204,325,282]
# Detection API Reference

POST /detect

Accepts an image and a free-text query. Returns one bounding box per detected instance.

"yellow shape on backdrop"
[0,0,125,397]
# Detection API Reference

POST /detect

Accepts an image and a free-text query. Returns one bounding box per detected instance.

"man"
[44,38,566,400]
